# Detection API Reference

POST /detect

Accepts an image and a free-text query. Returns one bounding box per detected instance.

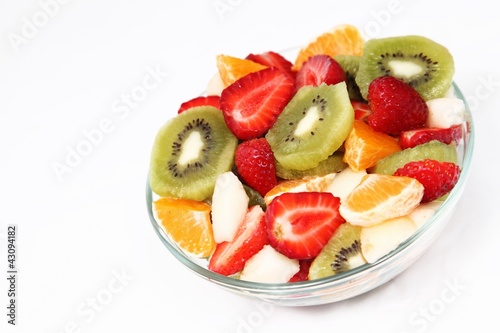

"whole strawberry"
[367,76,428,136]
[235,138,278,197]
[394,159,461,202]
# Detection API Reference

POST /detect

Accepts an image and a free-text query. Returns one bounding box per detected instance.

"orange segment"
[343,120,402,172]
[216,54,268,87]
[293,24,364,71]
[339,174,424,226]
[264,173,337,206]
[154,198,215,257]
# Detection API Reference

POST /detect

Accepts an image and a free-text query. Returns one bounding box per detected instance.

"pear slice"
[360,216,417,263]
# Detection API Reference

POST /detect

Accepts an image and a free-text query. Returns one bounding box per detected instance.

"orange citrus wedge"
[154,197,215,257]
[339,174,424,226]
[264,173,337,206]
[343,120,402,172]
[216,54,268,87]
[293,24,364,71]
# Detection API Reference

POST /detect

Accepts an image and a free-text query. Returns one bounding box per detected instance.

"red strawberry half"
[394,159,461,203]
[294,54,346,92]
[220,67,295,140]
[177,95,220,114]
[399,124,462,149]
[367,76,428,136]
[246,51,295,78]
[235,138,278,197]
[266,192,345,259]
[208,205,268,276]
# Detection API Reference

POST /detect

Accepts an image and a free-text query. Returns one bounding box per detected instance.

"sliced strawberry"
[208,205,268,276]
[351,100,372,122]
[246,51,295,77]
[235,138,278,197]
[219,67,295,140]
[288,259,313,282]
[399,124,462,149]
[367,76,428,136]
[294,54,346,92]
[394,159,461,203]
[177,95,220,114]
[266,192,345,260]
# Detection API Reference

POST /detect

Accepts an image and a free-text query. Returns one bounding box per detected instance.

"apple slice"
[360,216,417,263]
[326,166,367,202]
[408,201,442,229]
[240,245,300,283]
[211,171,249,243]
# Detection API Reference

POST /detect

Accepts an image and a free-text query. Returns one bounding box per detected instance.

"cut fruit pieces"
[408,201,442,229]
[149,106,238,201]
[309,223,366,280]
[339,174,424,226]
[343,119,402,172]
[326,166,367,202]
[211,172,249,243]
[355,35,455,101]
[216,54,268,87]
[293,24,364,71]
[263,173,337,206]
[266,82,354,171]
[426,97,465,128]
[360,216,417,263]
[240,245,300,283]
[371,140,458,175]
[275,151,346,180]
[154,198,215,258]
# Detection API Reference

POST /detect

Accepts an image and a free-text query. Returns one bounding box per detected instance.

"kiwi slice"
[266,82,354,171]
[355,35,454,101]
[149,106,238,201]
[333,55,364,101]
[371,140,458,175]
[309,223,366,280]
[275,151,347,180]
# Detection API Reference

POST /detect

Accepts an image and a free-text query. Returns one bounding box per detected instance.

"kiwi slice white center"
[178,131,204,166]
[355,35,454,101]
[388,60,424,78]
[294,105,321,137]
[149,106,238,201]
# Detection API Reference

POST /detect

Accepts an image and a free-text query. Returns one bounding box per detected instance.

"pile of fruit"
[149,24,466,283]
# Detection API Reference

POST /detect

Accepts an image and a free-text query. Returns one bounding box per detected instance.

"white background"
[1,0,499,332]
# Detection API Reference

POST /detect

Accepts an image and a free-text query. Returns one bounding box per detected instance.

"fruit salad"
[148,24,467,283]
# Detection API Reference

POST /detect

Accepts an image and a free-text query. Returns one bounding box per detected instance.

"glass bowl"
[145,82,474,307]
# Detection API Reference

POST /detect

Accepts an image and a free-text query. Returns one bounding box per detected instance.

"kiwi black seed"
[309,223,366,280]
[355,35,455,101]
[333,55,364,101]
[266,82,354,171]
[149,106,238,201]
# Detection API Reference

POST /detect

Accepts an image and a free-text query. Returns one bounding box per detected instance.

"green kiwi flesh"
[333,55,364,101]
[266,82,354,171]
[355,35,455,101]
[149,106,238,201]
[371,140,458,175]
[275,151,347,180]
[309,223,366,280]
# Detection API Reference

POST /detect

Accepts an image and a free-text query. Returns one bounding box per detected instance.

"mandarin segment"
[154,198,215,258]
[343,119,402,172]
[216,54,268,87]
[339,174,424,226]
[293,24,364,71]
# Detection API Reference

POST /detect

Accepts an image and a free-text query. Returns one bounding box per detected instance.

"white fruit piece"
[360,216,417,263]
[408,201,442,229]
[206,72,225,96]
[426,97,465,128]
[211,171,249,243]
[326,167,367,202]
[240,245,300,283]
